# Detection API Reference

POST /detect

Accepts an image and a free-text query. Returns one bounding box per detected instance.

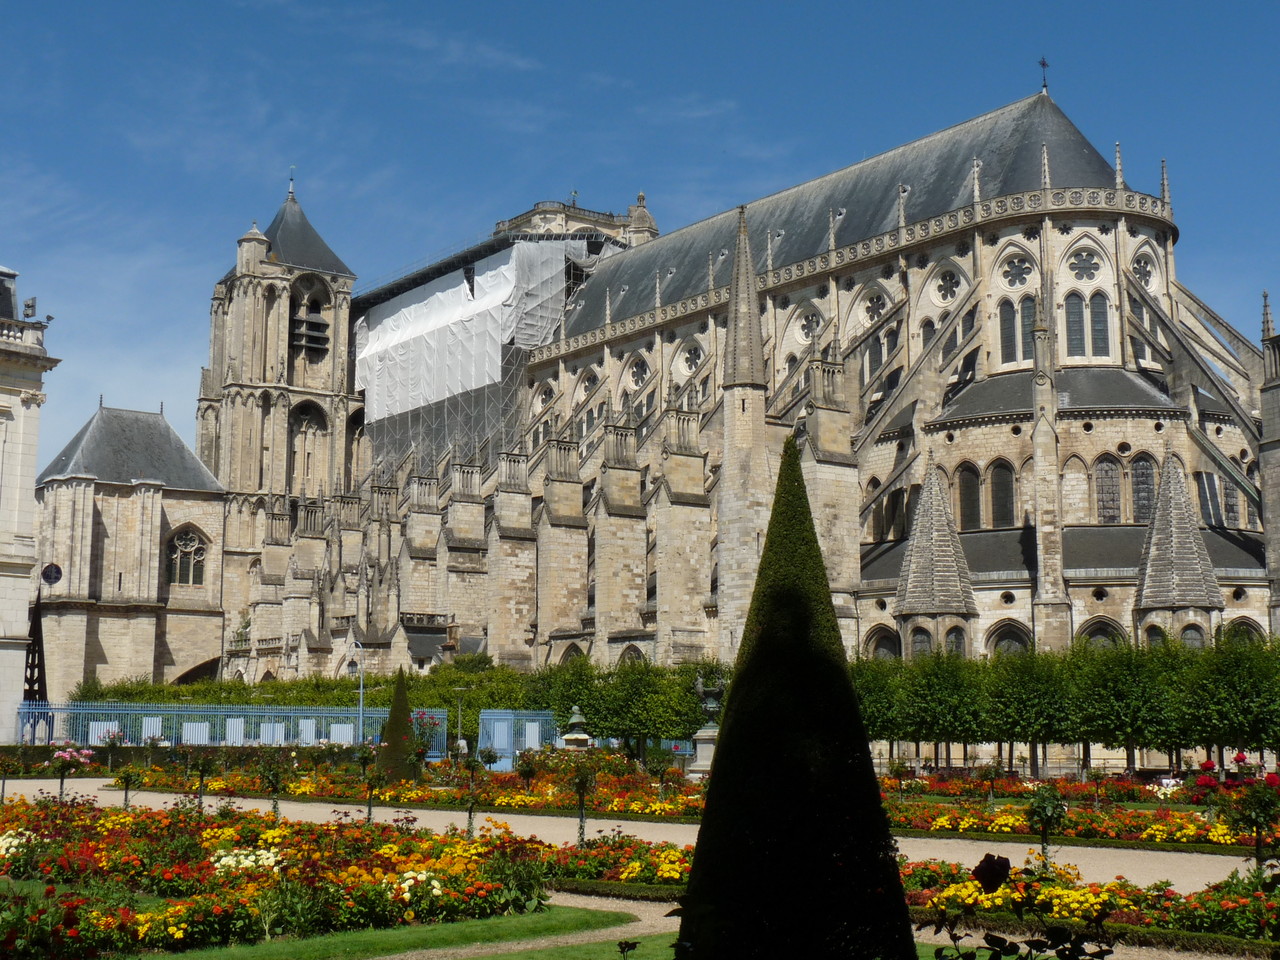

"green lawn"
[154,906,637,960]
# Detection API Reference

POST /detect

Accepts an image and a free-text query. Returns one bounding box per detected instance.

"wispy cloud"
[635,94,739,123]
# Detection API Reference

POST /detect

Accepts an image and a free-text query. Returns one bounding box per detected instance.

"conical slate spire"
[261,188,354,277]
[1135,457,1223,611]
[894,453,977,616]
[722,206,765,389]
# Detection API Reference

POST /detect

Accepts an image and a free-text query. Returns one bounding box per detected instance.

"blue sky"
[5,1,1277,464]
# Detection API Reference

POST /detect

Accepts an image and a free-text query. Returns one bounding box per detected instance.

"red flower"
[1200,760,1216,772]
[1234,751,1248,764]
[1266,774,1279,787]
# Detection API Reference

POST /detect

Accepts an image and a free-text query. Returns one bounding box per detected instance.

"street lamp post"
[452,685,469,758]
[346,640,366,744]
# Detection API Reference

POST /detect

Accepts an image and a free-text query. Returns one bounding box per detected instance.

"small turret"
[236,221,269,275]
[624,192,659,246]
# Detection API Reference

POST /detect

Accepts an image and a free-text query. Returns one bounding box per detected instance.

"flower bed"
[884,797,1254,848]
[124,758,707,819]
[0,797,549,957]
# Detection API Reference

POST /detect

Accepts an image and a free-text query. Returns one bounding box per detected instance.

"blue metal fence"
[15,702,449,757]
[477,710,557,771]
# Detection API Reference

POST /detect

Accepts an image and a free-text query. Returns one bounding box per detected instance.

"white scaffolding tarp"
[354,239,581,423]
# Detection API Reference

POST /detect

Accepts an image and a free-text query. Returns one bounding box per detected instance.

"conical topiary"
[676,436,915,959]
[377,668,418,783]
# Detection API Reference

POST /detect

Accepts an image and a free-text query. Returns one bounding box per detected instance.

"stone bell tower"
[197,182,362,507]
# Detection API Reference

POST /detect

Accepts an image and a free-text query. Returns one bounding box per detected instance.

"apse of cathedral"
[31,91,1277,698]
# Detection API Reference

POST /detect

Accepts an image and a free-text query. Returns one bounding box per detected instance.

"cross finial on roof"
[98,394,103,408]
[288,166,296,199]
[1039,57,1049,91]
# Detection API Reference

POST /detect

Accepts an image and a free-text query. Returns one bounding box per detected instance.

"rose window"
[936,271,959,301]
[628,359,650,389]
[1002,257,1031,287]
[1068,250,1101,281]
[539,386,555,408]
[865,294,886,322]
[682,345,704,373]
[581,371,599,395]
[1133,256,1153,287]
[798,312,822,342]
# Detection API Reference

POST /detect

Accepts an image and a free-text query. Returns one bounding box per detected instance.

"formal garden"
[12,440,1280,957]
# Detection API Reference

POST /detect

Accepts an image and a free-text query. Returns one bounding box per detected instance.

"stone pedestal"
[688,724,719,779]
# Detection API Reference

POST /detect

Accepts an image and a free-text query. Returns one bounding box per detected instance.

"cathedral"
[32,91,1277,701]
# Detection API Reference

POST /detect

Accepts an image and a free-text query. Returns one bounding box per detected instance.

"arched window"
[785,353,798,376]
[1180,625,1205,650]
[560,644,585,665]
[957,463,981,531]
[921,319,936,347]
[885,324,900,354]
[1065,293,1086,357]
[945,627,965,656]
[1129,295,1147,361]
[1095,456,1122,524]
[1089,293,1110,356]
[871,632,901,659]
[992,627,1030,655]
[1132,455,1157,523]
[990,460,1015,528]
[1144,625,1167,648]
[999,300,1017,364]
[619,644,645,663]
[1081,620,1122,648]
[1020,297,1036,360]
[885,488,906,540]
[167,530,207,586]
[1222,475,1240,527]
[865,477,884,541]
[868,337,883,376]
[911,628,932,657]
[1247,462,1260,528]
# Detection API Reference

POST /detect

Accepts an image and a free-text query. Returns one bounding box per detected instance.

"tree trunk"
[1081,741,1092,771]
[1125,742,1137,773]
[1029,741,1040,779]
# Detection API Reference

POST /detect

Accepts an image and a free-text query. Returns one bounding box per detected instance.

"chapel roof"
[1134,457,1225,610]
[893,453,977,616]
[260,188,353,278]
[861,524,1262,586]
[38,406,223,492]
[566,91,1115,338]
[931,367,1179,425]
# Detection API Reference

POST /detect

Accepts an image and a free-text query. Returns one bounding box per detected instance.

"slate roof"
[260,191,353,278]
[864,528,1038,583]
[932,368,1178,425]
[1135,458,1224,610]
[893,454,977,616]
[38,407,223,492]
[566,92,1114,339]
[864,523,1260,584]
